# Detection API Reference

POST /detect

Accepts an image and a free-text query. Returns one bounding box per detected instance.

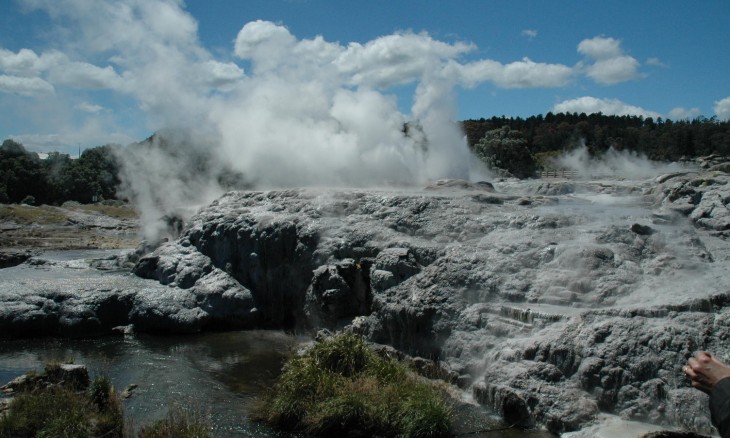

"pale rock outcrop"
[5,172,730,434]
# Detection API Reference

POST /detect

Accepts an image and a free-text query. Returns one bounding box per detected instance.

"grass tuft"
[254,332,452,437]
[0,386,94,438]
[136,406,210,438]
[0,364,209,438]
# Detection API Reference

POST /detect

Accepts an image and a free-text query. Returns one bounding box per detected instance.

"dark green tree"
[474,126,537,178]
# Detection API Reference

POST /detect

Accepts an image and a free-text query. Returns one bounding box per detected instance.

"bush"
[0,366,123,438]
[0,386,91,438]
[254,332,452,437]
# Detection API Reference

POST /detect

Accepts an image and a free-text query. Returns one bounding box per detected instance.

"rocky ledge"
[3,172,730,434]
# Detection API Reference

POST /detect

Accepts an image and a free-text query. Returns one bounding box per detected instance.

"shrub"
[255,332,452,437]
[88,376,112,410]
[0,366,123,438]
[0,386,91,438]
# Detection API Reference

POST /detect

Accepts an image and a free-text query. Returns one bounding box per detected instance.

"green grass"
[136,406,211,438]
[0,368,124,438]
[70,204,138,219]
[0,202,137,225]
[0,386,89,438]
[0,364,209,438]
[254,332,452,437]
[0,204,68,225]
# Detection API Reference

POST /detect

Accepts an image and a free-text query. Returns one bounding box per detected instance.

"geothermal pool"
[0,329,553,437]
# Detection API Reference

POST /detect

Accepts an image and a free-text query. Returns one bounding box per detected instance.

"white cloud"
[0,48,44,75]
[668,107,700,120]
[646,57,668,68]
[48,62,124,89]
[577,36,623,60]
[553,96,661,119]
[521,29,538,40]
[0,48,70,77]
[0,75,55,95]
[715,97,730,121]
[75,101,104,113]
[0,46,124,90]
[455,57,573,88]
[584,56,641,85]
[577,36,642,85]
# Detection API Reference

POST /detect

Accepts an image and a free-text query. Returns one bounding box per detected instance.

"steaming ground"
[4,163,730,434]
[128,166,730,434]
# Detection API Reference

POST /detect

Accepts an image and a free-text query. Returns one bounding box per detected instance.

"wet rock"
[111,324,135,336]
[2,364,90,394]
[305,258,372,328]
[121,383,138,399]
[640,432,711,438]
[370,248,420,291]
[656,171,730,230]
[630,223,655,236]
[0,287,135,338]
[708,162,730,173]
[0,250,35,269]
[425,179,495,191]
[534,182,574,196]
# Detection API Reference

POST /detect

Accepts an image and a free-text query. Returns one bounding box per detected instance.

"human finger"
[691,379,712,394]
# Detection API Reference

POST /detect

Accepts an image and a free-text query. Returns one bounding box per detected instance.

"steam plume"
[552,140,685,180]
[19,0,580,237]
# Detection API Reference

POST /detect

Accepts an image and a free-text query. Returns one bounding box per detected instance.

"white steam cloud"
[212,20,484,188]
[6,0,658,238]
[552,140,683,180]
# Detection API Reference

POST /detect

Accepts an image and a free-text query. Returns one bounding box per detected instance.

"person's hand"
[684,351,730,394]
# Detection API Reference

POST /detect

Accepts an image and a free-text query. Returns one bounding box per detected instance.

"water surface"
[0,331,297,437]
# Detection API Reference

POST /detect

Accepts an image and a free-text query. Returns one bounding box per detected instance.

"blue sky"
[1,0,729,155]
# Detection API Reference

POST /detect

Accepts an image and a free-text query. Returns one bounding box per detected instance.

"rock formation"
[3,169,730,434]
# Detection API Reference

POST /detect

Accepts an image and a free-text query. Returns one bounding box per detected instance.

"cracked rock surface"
[4,171,730,434]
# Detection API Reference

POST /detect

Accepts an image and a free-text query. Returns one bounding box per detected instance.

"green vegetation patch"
[255,332,452,437]
[0,204,68,225]
[136,406,210,438]
[0,364,209,438]
[69,203,138,219]
[0,372,123,438]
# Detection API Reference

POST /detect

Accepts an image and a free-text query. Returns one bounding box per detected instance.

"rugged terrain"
[3,169,730,434]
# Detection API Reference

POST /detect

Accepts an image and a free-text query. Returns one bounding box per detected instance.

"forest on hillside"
[463,112,730,177]
[1,112,729,205]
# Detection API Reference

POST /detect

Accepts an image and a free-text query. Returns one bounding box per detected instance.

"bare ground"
[0,203,140,252]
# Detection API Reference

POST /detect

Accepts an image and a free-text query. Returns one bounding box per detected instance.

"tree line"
[0,139,121,205]
[464,112,730,177]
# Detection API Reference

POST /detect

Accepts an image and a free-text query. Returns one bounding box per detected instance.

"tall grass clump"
[136,405,210,438]
[0,375,124,438]
[254,332,452,437]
